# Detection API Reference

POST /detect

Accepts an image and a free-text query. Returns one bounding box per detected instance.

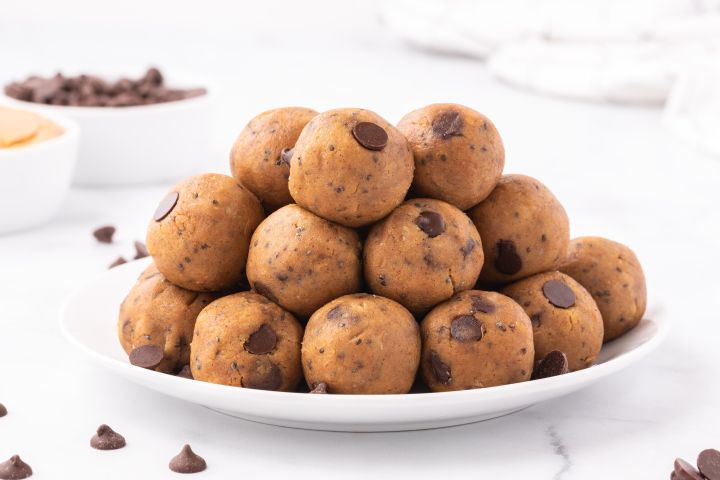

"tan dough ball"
[468,174,569,285]
[397,103,505,210]
[118,263,216,373]
[302,294,421,394]
[502,271,603,371]
[364,198,484,316]
[288,108,414,227]
[246,204,362,318]
[190,292,303,391]
[230,107,318,211]
[420,290,534,392]
[560,236,647,342]
[146,173,265,292]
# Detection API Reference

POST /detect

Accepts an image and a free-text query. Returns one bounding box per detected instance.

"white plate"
[60,258,669,432]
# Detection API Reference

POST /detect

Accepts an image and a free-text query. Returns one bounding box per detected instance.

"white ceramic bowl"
[60,258,669,432]
[2,72,213,186]
[0,106,79,233]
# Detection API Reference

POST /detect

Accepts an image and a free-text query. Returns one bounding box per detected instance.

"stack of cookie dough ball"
[117,103,647,395]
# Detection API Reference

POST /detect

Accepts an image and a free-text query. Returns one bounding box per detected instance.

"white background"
[1,1,719,479]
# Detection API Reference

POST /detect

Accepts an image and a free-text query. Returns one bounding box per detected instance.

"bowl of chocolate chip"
[2,67,212,185]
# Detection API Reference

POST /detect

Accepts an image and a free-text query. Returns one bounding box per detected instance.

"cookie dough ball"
[118,263,216,373]
[364,199,484,316]
[468,174,569,285]
[420,290,534,391]
[560,237,647,342]
[147,173,265,292]
[302,294,421,394]
[288,108,414,227]
[230,107,318,211]
[502,271,603,371]
[397,103,504,210]
[190,292,303,391]
[246,204,362,318]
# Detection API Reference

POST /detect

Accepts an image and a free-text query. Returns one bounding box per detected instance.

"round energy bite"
[230,107,318,211]
[146,173,265,292]
[288,108,414,227]
[190,292,303,391]
[502,271,603,372]
[364,198,484,316]
[302,294,421,394]
[397,103,505,210]
[560,236,647,342]
[468,174,570,285]
[118,263,216,373]
[246,204,362,318]
[420,290,534,391]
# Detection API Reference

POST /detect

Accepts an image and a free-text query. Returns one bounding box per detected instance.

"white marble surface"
[1,2,719,478]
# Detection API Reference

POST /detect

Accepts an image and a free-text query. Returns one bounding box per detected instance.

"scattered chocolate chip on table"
[169,445,207,474]
[0,455,33,480]
[92,225,116,244]
[0,403,6,417]
[133,241,149,259]
[108,256,127,269]
[90,424,126,450]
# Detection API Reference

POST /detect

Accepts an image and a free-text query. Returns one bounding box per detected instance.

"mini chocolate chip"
[471,296,496,314]
[108,256,127,269]
[415,211,445,237]
[134,241,149,259]
[429,351,451,384]
[531,350,569,380]
[154,191,179,222]
[169,445,207,474]
[128,345,163,369]
[0,455,32,479]
[90,424,126,450]
[495,239,522,275]
[460,238,475,257]
[244,324,277,355]
[279,147,293,165]
[542,280,576,309]
[432,110,463,139]
[698,449,720,480]
[93,225,116,243]
[176,365,193,379]
[675,458,704,480]
[327,305,344,320]
[450,315,484,342]
[0,403,6,417]
[244,359,282,391]
[352,122,388,151]
[310,382,327,394]
[252,282,278,303]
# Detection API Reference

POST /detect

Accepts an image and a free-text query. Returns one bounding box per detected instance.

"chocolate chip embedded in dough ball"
[560,236,647,342]
[190,292,303,392]
[246,204,362,318]
[420,290,534,392]
[146,173,265,292]
[397,103,505,210]
[301,294,421,394]
[468,174,570,285]
[118,263,216,373]
[364,199,483,316]
[230,107,318,211]
[502,271,603,372]
[288,108,414,227]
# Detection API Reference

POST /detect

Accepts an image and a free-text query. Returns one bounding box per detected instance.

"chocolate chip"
[128,345,163,369]
[0,403,6,417]
[432,110,463,139]
[134,241,149,259]
[169,445,207,474]
[450,315,484,342]
[108,256,127,269]
[429,351,451,384]
[495,239,522,275]
[675,458,704,480]
[415,211,445,238]
[542,280,576,309]
[531,350,569,380]
[310,382,327,394]
[698,449,720,480]
[0,455,32,479]
[252,282,278,304]
[243,359,282,391]
[471,296,496,314]
[177,365,193,379]
[93,225,116,243]
[460,238,476,257]
[279,148,293,165]
[154,191,179,222]
[327,305,344,319]
[90,424,126,450]
[352,122,388,151]
[244,324,277,355]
